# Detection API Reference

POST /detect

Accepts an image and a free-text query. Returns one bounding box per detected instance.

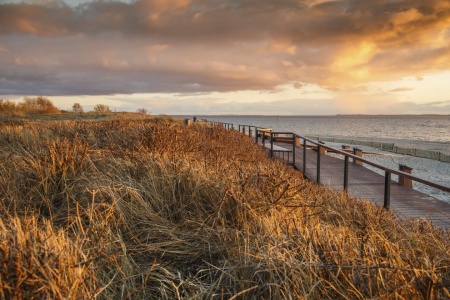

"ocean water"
[196,115,450,154]
[187,115,450,202]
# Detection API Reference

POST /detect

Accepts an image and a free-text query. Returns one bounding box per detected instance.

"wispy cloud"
[388,87,415,92]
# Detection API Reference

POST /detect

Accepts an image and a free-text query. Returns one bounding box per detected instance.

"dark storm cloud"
[0,0,449,96]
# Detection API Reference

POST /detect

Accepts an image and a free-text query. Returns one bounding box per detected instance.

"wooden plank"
[292,146,450,228]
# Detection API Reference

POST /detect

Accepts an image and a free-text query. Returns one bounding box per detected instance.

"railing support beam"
[344,156,349,191]
[292,134,296,166]
[317,145,321,184]
[303,138,307,178]
[384,171,391,209]
[270,132,274,158]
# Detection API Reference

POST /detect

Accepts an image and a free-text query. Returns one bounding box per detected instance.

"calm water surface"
[194,115,450,154]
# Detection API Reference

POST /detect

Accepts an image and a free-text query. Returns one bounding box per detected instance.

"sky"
[1,0,450,115]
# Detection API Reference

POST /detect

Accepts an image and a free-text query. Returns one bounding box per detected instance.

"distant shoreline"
[170,114,450,117]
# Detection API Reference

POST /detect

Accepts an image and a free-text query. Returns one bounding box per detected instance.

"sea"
[193,115,450,154]
[178,115,450,203]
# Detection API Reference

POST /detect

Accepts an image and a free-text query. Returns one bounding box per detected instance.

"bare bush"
[72,102,84,114]
[94,104,111,112]
[0,97,59,116]
[0,99,21,116]
[137,108,148,115]
[20,96,60,114]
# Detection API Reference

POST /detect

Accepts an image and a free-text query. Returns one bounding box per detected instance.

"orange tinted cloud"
[0,0,449,97]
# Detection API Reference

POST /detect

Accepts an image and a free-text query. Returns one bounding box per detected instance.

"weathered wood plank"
[293,147,450,228]
[259,139,450,228]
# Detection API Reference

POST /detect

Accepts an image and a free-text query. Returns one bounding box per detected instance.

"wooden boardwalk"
[265,142,450,229]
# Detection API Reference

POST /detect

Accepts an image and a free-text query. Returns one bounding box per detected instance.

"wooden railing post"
[399,164,413,188]
[353,148,363,165]
[318,141,327,155]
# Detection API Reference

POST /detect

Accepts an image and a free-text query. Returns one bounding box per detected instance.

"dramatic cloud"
[1,0,450,114]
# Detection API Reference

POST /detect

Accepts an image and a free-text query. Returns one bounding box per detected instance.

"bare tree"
[72,103,84,114]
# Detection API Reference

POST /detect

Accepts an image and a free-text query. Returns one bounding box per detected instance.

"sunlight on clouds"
[282,61,294,67]
[2,0,450,114]
[257,40,298,56]
[390,8,423,26]
[398,72,450,104]
[346,71,450,112]
[15,19,38,34]
[334,96,368,114]
[138,0,191,20]
[47,74,449,114]
[331,42,377,73]
[209,61,248,72]
[307,0,335,8]
[435,29,450,48]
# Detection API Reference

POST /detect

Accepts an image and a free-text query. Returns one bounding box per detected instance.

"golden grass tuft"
[0,119,448,299]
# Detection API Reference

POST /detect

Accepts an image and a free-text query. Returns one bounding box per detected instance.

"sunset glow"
[1,0,450,114]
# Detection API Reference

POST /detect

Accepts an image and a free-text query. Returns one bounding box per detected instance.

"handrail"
[211,122,450,196]
[235,125,449,209]
[295,133,450,192]
[209,121,234,130]
[268,131,295,135]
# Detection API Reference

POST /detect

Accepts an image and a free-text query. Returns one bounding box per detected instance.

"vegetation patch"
[0,118,448,299]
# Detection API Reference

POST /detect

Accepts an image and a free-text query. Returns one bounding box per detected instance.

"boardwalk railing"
[294,134,450,209]
[207,120,450,209]
[206,121,235,130]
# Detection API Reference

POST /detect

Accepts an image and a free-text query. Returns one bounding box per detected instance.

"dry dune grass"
[0,119,448,299]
